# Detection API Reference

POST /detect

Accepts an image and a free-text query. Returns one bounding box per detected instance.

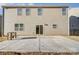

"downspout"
[2,8,4,36]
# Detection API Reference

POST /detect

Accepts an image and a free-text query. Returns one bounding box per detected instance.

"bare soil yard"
[65,36,79,41]
[0,37,7,42]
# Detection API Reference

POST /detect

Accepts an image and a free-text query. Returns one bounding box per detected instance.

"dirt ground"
[0,37,7,42]
[0,51,79,55]
[65,36,79,41]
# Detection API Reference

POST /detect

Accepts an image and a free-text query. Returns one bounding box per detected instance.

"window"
[17,8,22,15]
[38,8,42,16]
[62,8,66,15]
[26,8,30,15]
[20,24,24,31]
[15,24,19,31]
[52,24,57,28]
[15,24,24,31]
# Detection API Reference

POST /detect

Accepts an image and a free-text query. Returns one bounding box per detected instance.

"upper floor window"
[26,8,30,15]
[62,8,66,15]
[38,8,42,16]
[17,8,22,15]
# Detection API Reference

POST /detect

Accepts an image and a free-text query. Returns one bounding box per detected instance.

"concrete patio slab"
[40,36,79,53]
[0,36,79,53]
[0,38,39,52]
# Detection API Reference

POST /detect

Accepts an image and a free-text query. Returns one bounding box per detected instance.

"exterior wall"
[68,8,79,35]
[4,7,68,36]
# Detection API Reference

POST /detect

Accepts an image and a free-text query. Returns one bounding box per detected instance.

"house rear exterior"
[2,6,69,36]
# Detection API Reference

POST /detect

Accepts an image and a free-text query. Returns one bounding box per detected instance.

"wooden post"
[7,32,12,40]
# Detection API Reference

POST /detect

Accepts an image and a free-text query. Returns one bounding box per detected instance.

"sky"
[0,3,79,14]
